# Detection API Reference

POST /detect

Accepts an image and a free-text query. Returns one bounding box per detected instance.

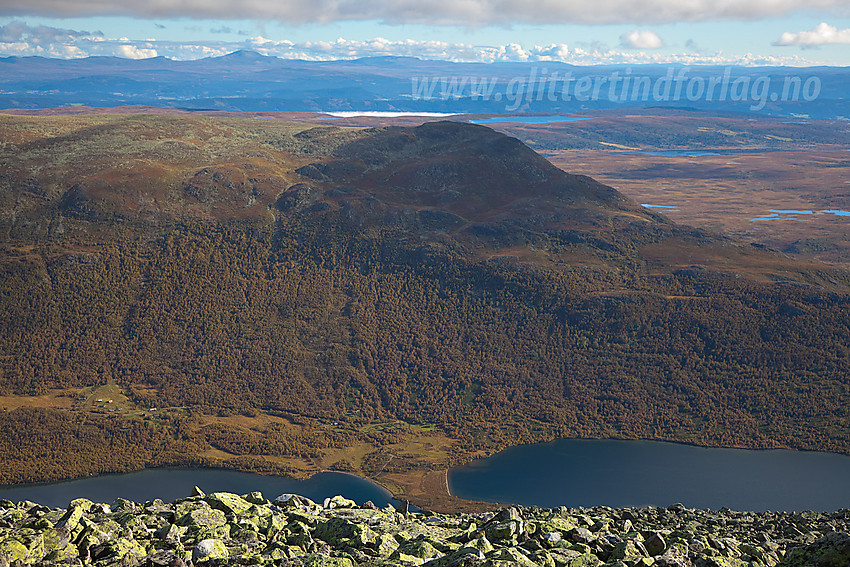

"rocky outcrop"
[779,532,850,567]
[0,492,848,566]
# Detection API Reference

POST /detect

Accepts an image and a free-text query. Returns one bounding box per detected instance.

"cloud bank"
[775,22,850,46]
[1,0,848,25]
[0,21,822,66]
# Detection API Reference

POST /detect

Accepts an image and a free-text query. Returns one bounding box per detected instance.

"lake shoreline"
[4,435,850,513]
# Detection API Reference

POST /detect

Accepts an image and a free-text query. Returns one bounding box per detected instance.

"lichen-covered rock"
[645,532,668,556]
[430,546,486,567]
[207,492,253,517]
[567,527,594,545]
[0,490,848,567]
[192,538,228,563]
[487,546,538,566]
[299,553,354,567]
[610,540,644,562]
[388,550,428,565]
[245,491,266,505]
[55,502,87,532]
[486,521,520,543]
[538,518,573,534]
[273,494,318,510]
[465,536,495,555]
[779,531,850,567]
[393,537,444,563]
[194,524,232,542]
[89,536,147,563]
[0,539,29,565]
[158,523,186,543]
[549,549,601,567]
[324,496,357,509]
[655,541,692,567]
[375,532,400,557]
[314,517,378,548]
[176,507,227,528]
[42,527,72,558]
[695,557,749,567]
[146,549,187,566]
[528,550,557,567]
[43,541,80,563]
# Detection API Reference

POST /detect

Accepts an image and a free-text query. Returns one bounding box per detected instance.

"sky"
[0,1,849,65]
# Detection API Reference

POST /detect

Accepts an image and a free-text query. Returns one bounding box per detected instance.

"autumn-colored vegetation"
[1,113,850,508]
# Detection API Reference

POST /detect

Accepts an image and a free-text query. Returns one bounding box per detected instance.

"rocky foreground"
[1,490,849,567]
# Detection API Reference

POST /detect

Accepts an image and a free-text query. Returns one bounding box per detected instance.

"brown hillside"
[1,113,850,510]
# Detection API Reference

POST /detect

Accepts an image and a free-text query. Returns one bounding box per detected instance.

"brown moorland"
[469,109,850,266]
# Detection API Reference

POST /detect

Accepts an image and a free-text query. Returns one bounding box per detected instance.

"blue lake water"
[0,469,395,509]
[638,151,722,157]
[470,116,592,125]
[752,209,850,221]
[324,111,459,118]
[449,439,850,511]
[610,150,759,157]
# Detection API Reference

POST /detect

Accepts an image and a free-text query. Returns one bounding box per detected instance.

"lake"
[609,149,769,157]
[324,111,459,118]
[641,204,678,210]
[752,209,850,221]
[0,469,396,509]
[610,150,726,157]
[8,441,850,512]
[449,439,850,511]
[470,116,592,125]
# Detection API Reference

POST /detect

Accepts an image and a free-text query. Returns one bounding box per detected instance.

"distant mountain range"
[1,50,848,118]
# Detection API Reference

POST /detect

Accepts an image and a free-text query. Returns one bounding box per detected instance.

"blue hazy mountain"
[0,50,847,118]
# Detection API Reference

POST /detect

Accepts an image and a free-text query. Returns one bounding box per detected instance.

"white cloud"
[0,0,847,26]
[621,30,664,49]
[497,43,531,62]
[774,22,850,46]
[532,44,571,61]
[116,44,158,58]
